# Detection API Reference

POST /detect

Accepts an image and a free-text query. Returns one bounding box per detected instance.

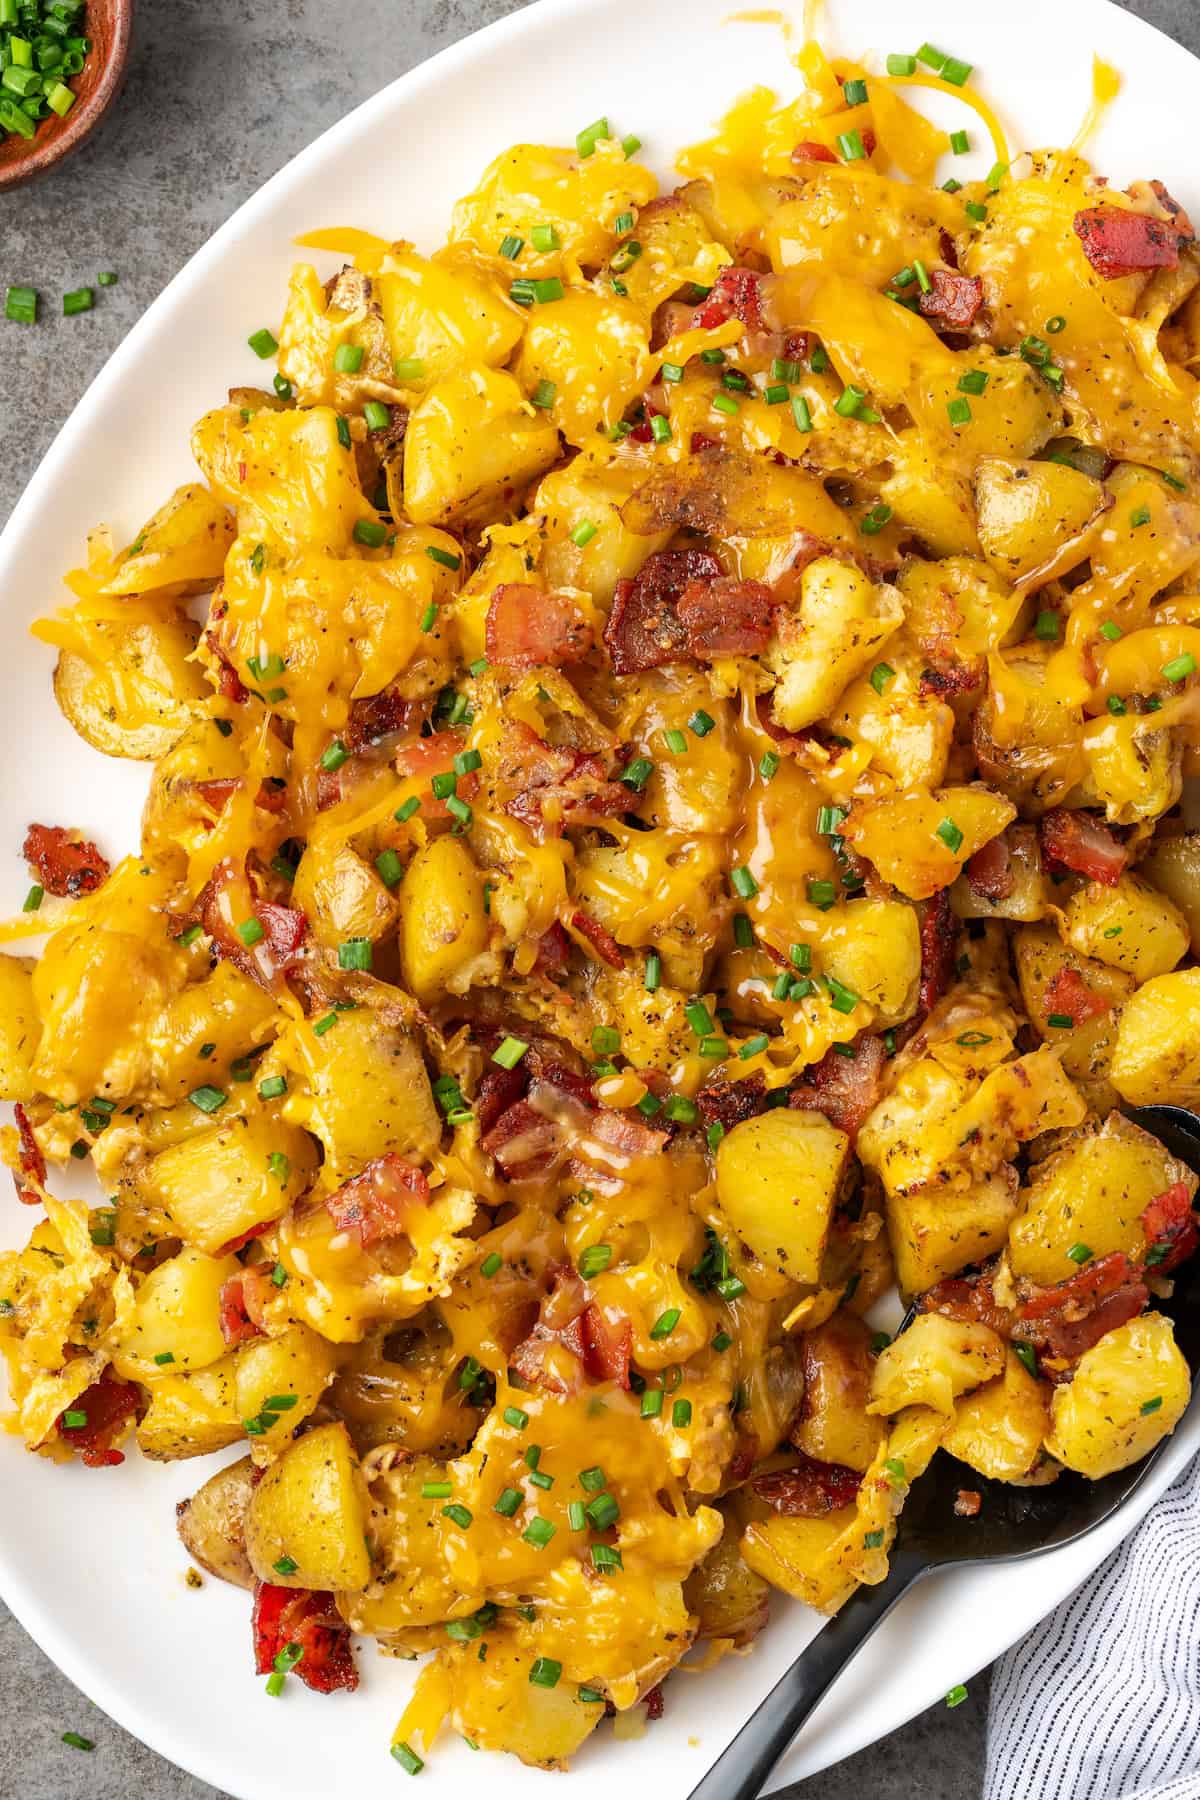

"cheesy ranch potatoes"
[1,31,1198,1775]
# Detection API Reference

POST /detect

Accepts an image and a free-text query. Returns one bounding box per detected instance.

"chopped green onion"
[579,1243,613,1279]
[510,276,565,306]
[579,1465,607,1491]
[843,78,868,105]
[22,883,43,912]
[391,1741,425,1775]
[739,1033,769,1059]
[442,1503,473,1529]
[887,53,917,75]
[650,1308,681,1340]
[958,369,989,395]
[426,544,461,571]
[530,1657,562,1688]
[493,1487,522,1517]
[63,286,93,316]
[941,56,972,85]
[353,518,387,548]
[333,342,364,373]
[711,393,738,416]
[395,796,421,823]
[916,42,946,70]
[759,750,780,781]
[732,914,754,949]
[247,327,278,358]
[522,1516,556,1547]
[950,129,970,154]
[870,661,895,694]
[1035,610,1061,641]
[835,383,867,417]
[945,1685,969,1709]
[1141,1395,1163,1415]
[807,879,837,910]
[61,1732,94,1752]
[531,378,557,409]
[664,1095,697,1124]
[1067,1243,1093,1264]
[493,1036,528,1070]
[570,519,598,547]
[1162,653,1196,681]
[947,396,972,427]
[936,818,964,854]
[480,1252,503,1280]
[644,952,661,992]
[640,1386,664,1418]
[837,128,866,162]
[576,116,609,158]
[1046,1012,1075,1030]
[826,976,860,1014]
[498,234,524,259]
[688,709,715,737]
[730,866,758,899]
[965,199,988,223]
[791,394,813,433]
[664,726,688,754]
[188,1086,227,1115]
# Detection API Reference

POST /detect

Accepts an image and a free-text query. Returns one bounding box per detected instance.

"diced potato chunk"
[974,457,1106,583]
[818,899,921,1025]
[110,1247,241,1378]
[235,1325,340,1455]
[176,1456,256,1590]
[245,1421,371,1590]
[53,615,209,762]
[284,1003,441,1180]
[403,365,561,526]
[1059,874,1189,982]
[942,1349,1051,1481]
[1138,832,1200,953]
[682,1525,771,1645]
[398,833,491,1003]
[1110,968,1200,1106]
[293,838,398,953]
[740,1442,896,1614]
[1008,1112,1195,1285]
[137,1356,243,1461]
[451,139,658,273]
[792,1312,884,1473]
[766,557,903,732]
[844,784,1016,901]
[515,289,649,445]
[868,1314,1006,1416]
[715,1109,850,1285]
[887,1170,1021,1299]
[376,247,523,389]
[141,1112,317,1256]
[1046,1313,1190,1479]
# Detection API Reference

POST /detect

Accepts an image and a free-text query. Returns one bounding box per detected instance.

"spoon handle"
[686,1552,928,1800]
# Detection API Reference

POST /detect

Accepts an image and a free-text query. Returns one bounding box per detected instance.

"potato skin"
[682,1523,771,1645]
[176,1456,257,1590]
[792,1312,883,1473]
[1046,1314,1190,1479]
[54,617,209,762]
[244,1421,372,1592]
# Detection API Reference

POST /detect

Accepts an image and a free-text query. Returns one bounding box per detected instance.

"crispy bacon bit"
[486,583,594,670]
[604,548,724,675]
[483,1099,560,1177]
[252,1583,358,1694]
[256,902,308,970]
[207,633,249,704]
[23,823,109,897]
[644,1684,665,1721]
[325,1153,430,1248]
[1073,206,1182,279]
[690,431,721,454]
[920,1269,1017,1338]
[394,730,480,819]
[217,1220,271,1258]
[581,1301,633,1388]
[954,1489,982,1519]
[1040,809,1129,886]
[676,576,775,659]
[57,1371,140,1468]
[1015,1251,1148,1361]
[966,834,1014,903]
[918,661,981,699]
[510,1264,588,1392]
[752,1454,862,1516]
[571,909,625,970]
[696,1073,767,1133]
[1149,179,1195,238]
[726,1434,759,1487]
[11,1103,45,1206]
[691,266,766,332]
[195,777,289,818]
[345,687,425,753]
[219,1272,267,1347]
[1141,1181,1199,1275]
[789,1037,885,1141]
[502,730,630,841]
[1044,966,1111,1026]
[918,889,957,1018]
[792,140,839,164]
[918,268,984,329]
[532,921,572,976]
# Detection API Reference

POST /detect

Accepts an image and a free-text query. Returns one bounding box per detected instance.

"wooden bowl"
[0,0,133,192]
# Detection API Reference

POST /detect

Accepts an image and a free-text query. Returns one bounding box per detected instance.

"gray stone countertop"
[0,0,1194,1793]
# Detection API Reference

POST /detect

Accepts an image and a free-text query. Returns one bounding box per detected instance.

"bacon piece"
[1044,966,1111,1026]
[510,1264,588,1393]
[919,1269,1017,1338]
[325,1153,430,1248]
[955,1489,982,1519]
[23,823,109,898]
[691,266,766,332]
[581,1301,633,1388]
[216,1220,271,1258]
[255,902,308,970]
[394,730,479,820]
[57,1371,140,1468]
[644,1684,665,1721]
[532,922,572,976]
[696,1074,766,1134]
[1073,206,1182,279]
[195,777,288,819]
[676,576,775,659]
[486,583,593,670]
[1015,1252,1149,1361]
[918,268,984,329]
[792,140,839,164]
[474,1061,529,1137]
[918,889,957,1018]
[752,1454,862,1516]
[789,1036,885,1141]
[966,835,1014,903]
[345,687,425,753]
[11,1103,45,1206]
[726,1434,759,1486]
[207,634,249,704]
[918,661,981,699]
[584,1105,667,1161]
[482,1100,560,1177]
[1141,1181,1199,1275]
[251,1583,358,1694]
[1040,809,1129,886]
[690,431,721,455]
[604,548,724,675]
[501,730,630,840]
[219,1272,267,1347]
[571,909,624,970]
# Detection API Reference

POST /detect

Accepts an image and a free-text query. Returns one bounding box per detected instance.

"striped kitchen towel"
[984,1453,1200,1800]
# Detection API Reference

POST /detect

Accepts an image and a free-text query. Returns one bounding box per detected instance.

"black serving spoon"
[688,1104,1200,1800]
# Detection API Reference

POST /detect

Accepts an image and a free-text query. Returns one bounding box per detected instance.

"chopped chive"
[391,1742,425,1775]
[493,1487,522,1517]
[421,1480,453,1499]
[644,952,661,992]
[333,342,364,373]
[640,1386,664,1418]
[258,1074,287,1101]
[1099,621,1122,642]
[759,750,780,781]
[688,709,715,737]
[650,1308,681,1339]
[1067,1243,1093,1264]
[480,1252,503,1279]
[1162,653,1196,681]
[941,56,972,85]
[826,976,860,1014]
[870,661,895,694]
[965,199,988,223]
[945,1685,968,1709]
[531,378,557,409]
[5,285,37,323]
[664,727,688,754]
[571,519,598,546]
[188,1086,227,1115]
[711,393,738,416]
[312,1012,339,1036]
[395,796,421,823]
[843,78,868,105]
[375,849,403,888]
[947,396,972,427]
[522,1516,556,1547]
[530,1657,562,1687]
[791,394,813,433]
[498,234,524,259]
[731,866,758,899]
[837,128,866,162]
[63,286,93,316]
[936,817,964,854]
[442,1503,473,1529]
[579,1243,613,1278]
[61,1732,94,1752]
[807,879,836,910]
[247,327,278,359]
[1141,1395,1163,1415]
[1046,1012,1075,1030]
[739,1033,769,1059]
[664,1095,697,1124]
[732,914,754,948]
[1035,609,1060,641]
[950,129,970,154]
[425,544,462,571]
[22,883,43,912]
[493,1036,528,1070]
[958,369,989,395]
[576,116,609,157]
